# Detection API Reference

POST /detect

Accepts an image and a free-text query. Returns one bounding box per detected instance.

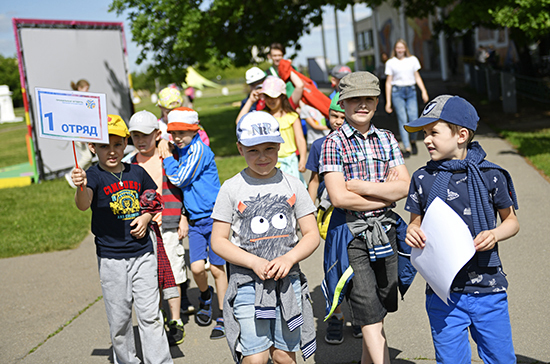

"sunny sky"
[0,0,371,74]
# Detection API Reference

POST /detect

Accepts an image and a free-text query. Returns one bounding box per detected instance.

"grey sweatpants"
[98,253,173,364]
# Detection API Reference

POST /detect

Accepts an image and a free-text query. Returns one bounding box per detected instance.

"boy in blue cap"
[404,95,520,363]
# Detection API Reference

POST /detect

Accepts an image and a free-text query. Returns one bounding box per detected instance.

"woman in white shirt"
[385,39,429,157]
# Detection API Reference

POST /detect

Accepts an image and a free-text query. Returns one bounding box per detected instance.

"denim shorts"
[346,225,398,326]
[234,274,302,356]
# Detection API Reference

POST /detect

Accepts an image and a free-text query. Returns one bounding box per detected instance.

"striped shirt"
[319,120,404,218]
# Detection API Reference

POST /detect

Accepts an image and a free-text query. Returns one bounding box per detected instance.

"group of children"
[72,66,520,364]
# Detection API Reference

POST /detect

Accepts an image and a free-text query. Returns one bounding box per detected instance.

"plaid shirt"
[320,120,404,218]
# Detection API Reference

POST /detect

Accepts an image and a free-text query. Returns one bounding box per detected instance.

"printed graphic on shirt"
[237,193,296,261]
[109,189,140,220]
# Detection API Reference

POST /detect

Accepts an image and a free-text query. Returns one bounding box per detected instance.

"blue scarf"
[426,141,518,267]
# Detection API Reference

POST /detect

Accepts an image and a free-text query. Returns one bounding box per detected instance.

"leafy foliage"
[0,55,23,107]
[398,0,550,42]
[110,0,549,80]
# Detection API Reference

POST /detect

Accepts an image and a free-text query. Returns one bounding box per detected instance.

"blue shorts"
[234,274,302,356]
[426,292,515,364]
[188,217,225,266]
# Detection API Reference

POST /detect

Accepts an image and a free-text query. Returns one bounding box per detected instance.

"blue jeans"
[391,85,419,150]
[426,292,515,364]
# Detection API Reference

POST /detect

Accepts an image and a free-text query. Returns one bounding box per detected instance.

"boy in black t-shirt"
[72,115,173,364]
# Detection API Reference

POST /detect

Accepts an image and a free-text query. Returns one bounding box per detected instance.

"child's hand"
[265,255,293,281]
[298,159,306,173]
[71,168,87,188]
[130,214,151,239]
[406,224,426,249]
[251,257,270,280]
[250,89,261,103]
[474,230,498,251]
[158,139,171,158]
[178,215,189,240]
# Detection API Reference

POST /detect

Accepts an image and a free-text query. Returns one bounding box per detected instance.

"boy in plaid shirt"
[319,72,410,364]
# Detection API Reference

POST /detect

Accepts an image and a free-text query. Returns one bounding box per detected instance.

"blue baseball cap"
[404,95,479,132]
[237,111,285,146]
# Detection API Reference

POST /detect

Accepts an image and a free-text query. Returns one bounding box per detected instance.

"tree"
[0,55,23,107]
[110,0,549,78]
[110,0,344,80]
[399,0,550,42]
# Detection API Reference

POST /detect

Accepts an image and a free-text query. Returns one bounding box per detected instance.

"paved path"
[2,77,549,364]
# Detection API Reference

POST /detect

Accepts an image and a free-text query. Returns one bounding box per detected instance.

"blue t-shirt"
[405,165,514,294]
[86,163,157,259]
[305,135,327,199]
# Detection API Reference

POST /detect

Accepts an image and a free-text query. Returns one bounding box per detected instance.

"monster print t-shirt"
[212,168,316,261]
[86,163,157,259]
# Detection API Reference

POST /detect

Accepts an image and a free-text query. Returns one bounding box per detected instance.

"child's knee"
[190,260,206,275]
[271,349,296,364]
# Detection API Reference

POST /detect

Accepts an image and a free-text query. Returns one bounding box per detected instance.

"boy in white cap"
[211,111,319,364]
[240,66,267,112]
[128,110,192,346]
[160,107,228,340]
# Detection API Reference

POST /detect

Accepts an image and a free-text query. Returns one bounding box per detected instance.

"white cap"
[128,111,159,134]
[245,67,266,85]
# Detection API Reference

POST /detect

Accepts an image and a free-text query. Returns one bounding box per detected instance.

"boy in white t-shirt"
[211,111,320,364]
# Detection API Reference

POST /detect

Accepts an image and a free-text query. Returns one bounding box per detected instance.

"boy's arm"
[236,90,260,124]
[304,116,329,131]
[292,117,307,172]
[307,172,320,203]
[406,213,426,249]
[474,206,519,251]
[178,214,189,240]
[345,164,410,202]
[72,168,93,211]
[211,220,270,280]
[324,171,391,211]
[163,145,204,188]
[289,71,304,107]
[265,212,319,281]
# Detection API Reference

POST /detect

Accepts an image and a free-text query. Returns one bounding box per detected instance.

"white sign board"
[35,87,108,143]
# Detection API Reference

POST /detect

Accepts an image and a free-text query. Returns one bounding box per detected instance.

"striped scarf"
[426,141,518,267]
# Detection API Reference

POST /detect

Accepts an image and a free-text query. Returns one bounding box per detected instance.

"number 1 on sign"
[45,112,53,131]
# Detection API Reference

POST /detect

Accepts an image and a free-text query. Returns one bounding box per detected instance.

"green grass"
[0,87,247,258]
[0,120,27,168]
[0,178,91,258]
[500,129,550,177]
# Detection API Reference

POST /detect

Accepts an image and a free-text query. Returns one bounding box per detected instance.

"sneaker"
[402,150,411,159]
[210,317,226,340]
[195,286,213,326]
[324,315,344,345]
[167,320,185,346]
[352,324,363,338]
